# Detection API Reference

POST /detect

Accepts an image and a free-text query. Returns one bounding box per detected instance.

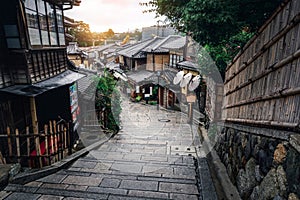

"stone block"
[62,175,102,186]
[4,192,40,200]
[236,158,258,198]
[87,186,128,195]
[100,178,121,188]
[119,180,158,191]
[128,190,169,199]
[159,182,198,194]
[274,143,287,164]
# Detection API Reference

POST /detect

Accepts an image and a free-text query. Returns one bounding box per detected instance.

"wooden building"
[118,35,186,108]
[0,0,83,137]
[67,42,88,67]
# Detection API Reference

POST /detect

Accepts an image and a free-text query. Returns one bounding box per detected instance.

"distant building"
[67,42,88,68]
[142,25,178,41]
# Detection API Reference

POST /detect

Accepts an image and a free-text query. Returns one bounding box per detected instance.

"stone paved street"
[1,94,217,200]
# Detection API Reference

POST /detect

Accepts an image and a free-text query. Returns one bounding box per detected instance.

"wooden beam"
[29,97,38,134]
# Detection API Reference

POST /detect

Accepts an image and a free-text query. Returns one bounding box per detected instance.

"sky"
[65,0,165,33]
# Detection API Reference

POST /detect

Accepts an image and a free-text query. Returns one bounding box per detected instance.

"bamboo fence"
[0,120,71,168]
[223,0,300,133]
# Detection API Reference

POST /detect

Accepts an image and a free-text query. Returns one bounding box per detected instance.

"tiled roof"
[77,68,98,101]
[118,38,158,58]
[143,35,186,52]
[126,70,154,85]
[177,60,199,71]
[0,70,85,97]
[118,35,187,58]
[161,36,186,50]
[67,42,88,56]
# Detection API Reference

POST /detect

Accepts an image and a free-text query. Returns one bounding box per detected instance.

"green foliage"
[142,0,282,78]
[204,31,255,78]
[95,70,122,133]
[135,96,142,102]
[68,21,93,46]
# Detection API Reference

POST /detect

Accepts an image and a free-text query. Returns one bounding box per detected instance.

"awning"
[126,70,154,86]
[113,71,128,81]
[0,70,85,97]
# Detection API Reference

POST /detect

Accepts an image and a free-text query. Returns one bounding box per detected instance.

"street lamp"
[156,71,161,110]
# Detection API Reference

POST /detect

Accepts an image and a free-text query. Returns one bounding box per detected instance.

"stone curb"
[197,126,241,200]
[9,136,111,185]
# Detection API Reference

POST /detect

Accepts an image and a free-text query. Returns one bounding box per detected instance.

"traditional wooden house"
[118,35,186,108]
[67,42,88,67]
[0,0,83,137]
[143,35,186,108]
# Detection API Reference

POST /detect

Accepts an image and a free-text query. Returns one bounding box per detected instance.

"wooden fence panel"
[223,0,300,133]
[0,120,71,168]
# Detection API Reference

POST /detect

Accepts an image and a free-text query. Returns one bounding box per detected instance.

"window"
[4,25,21,48]
[169,54,184,68]
[37,0,50,45]
[47,4,58,45]
[25,0,42,45]
[25,0,65,47]
[56,8,65,45]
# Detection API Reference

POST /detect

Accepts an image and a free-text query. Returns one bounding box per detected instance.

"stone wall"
[215,126,300,200]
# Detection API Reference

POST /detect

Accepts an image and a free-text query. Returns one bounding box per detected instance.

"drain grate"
[158,119,170,122]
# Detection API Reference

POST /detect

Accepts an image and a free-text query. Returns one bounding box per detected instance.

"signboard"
[69,82,79,130]
[186,94,196,103]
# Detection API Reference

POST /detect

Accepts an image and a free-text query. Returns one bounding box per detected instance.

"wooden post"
[49,121,54,164]
[188,102,193,124]
[34,122,42,168]
[44,125,49,166]
[26,127,31,167]
[64,127,67,150]
[15,129,20,163]
[53,121,58,162]
[57,124,61,161]
[29,97,38,136]
[67,122,72,155]
[7,127,12,158]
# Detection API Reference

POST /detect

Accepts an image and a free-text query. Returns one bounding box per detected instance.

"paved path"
[1,94,217,200]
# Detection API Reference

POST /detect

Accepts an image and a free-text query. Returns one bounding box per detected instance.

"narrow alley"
[1,94,217,200]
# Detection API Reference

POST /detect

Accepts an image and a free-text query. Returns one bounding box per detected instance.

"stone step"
[5,177,199,200]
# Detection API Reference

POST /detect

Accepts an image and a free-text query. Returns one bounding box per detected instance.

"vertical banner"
[69,82,79,131]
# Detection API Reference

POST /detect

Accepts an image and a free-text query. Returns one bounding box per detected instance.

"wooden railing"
[0,120,72,168]
[27,48,68,83]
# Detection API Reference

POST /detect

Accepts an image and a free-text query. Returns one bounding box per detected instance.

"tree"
[95,69,122,133]
[141,0,282,78]
[104,28,115,38]
[68,21,93,46]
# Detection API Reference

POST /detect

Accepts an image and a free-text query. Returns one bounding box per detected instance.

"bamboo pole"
[15,129,20,163]
[226,118,299,129]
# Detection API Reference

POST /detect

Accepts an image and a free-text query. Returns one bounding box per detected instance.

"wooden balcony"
[27,48,68,83]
